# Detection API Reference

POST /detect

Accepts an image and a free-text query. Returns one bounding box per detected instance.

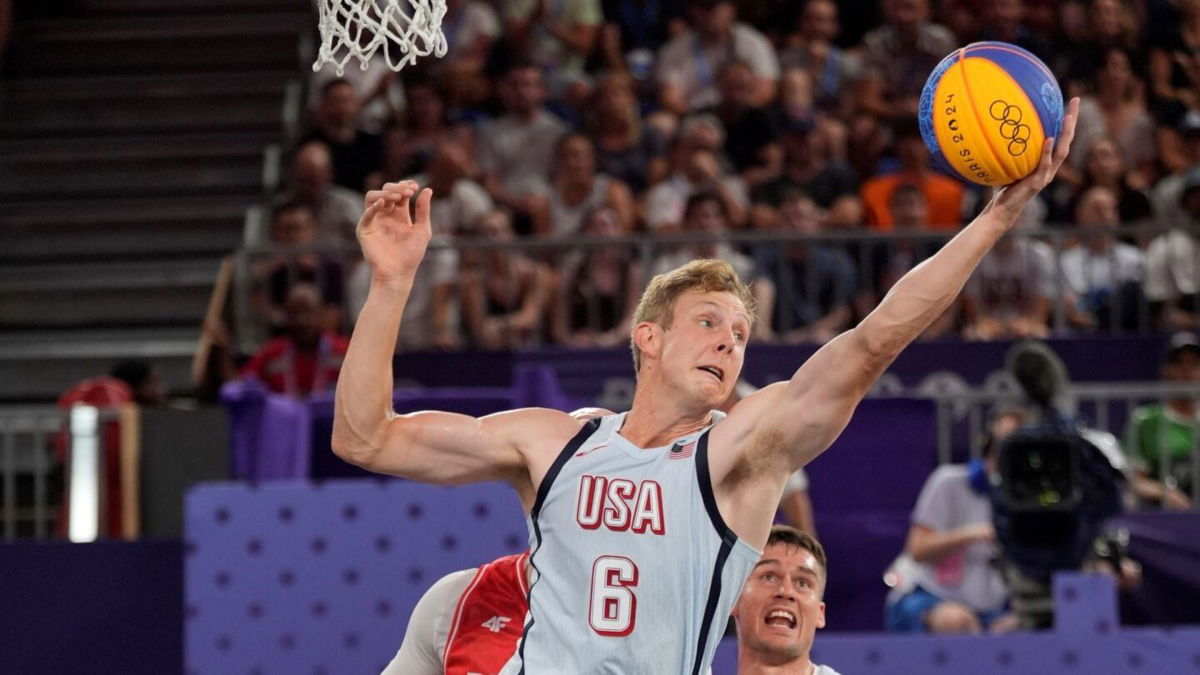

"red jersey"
[443,551,530,675]
[240,334,348,396]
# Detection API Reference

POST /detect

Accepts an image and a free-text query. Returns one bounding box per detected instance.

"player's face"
[733,543,825,662]
[659,290,749,406]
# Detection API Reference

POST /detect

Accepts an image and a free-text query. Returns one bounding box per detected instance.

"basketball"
[918,41,1064,187]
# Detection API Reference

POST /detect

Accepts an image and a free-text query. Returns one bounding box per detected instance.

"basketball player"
[384,526,833,675]
[334,98,1079,673]
[733,525,839,675]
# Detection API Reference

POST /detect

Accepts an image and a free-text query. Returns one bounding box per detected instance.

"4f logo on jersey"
[576,475,666,534]
[480,615,512,633]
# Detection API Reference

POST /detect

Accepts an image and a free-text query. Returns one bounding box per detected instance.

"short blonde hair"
[630,259,755,372]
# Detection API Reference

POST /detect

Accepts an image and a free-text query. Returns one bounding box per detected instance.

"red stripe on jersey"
[444,551,531,675]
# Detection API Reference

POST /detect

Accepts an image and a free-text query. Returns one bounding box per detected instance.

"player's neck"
[622,388,713,448]
[737,652,816,675]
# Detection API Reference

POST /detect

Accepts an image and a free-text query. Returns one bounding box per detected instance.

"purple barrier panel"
[811,511,911,632]
[220,380,311,481]
[454,336,1172,407]
[0,541,182,675]
[712,573,1200,675]
[185,480,527,675]
[805,398,938,513]
[1111,511,1200,626]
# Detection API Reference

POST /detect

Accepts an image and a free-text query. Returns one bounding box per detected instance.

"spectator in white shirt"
[1059,185,1144,332]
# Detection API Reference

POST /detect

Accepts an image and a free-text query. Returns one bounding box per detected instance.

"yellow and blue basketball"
[918,41,1063,186]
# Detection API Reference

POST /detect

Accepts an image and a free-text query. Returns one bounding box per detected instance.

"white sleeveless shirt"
[501,412,761,674]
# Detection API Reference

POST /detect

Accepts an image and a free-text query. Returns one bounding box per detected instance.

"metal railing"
[916,381,1200,503]
[229,224,1186,354]
[0,407,62,539]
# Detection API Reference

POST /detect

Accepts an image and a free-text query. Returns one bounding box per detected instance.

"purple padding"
[813,511,911,632]
[221,380,311,481]
[1111,512,1200,625]
[185,480,527,675]
[805,398,938,511]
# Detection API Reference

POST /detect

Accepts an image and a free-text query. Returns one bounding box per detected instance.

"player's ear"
[816,601,825,629]
[633,321,659,360]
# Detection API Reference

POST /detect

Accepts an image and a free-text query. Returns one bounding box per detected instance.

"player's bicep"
[767,329,893,464]
[365,409,528,485]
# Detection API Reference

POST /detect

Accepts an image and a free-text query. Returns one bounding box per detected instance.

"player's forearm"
[858,209,1010,357]
[332,277,411,463]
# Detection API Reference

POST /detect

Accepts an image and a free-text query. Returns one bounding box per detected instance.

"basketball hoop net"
[313,0,448,75]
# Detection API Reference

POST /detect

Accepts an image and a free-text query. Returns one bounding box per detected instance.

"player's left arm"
[730,98,1081,472]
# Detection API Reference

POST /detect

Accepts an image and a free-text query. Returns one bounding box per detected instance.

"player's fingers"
[414,187,433,233]
[1054,97,1081,164]
[357,199,384,235]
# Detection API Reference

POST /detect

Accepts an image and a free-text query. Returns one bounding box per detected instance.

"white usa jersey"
[500,412,761,674]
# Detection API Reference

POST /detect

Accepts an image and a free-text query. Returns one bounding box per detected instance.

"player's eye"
[762,572,778,582]
[699,319,713,328]
[733,331,745,342]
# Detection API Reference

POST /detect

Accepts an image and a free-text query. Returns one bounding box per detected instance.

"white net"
[313,0,448,75]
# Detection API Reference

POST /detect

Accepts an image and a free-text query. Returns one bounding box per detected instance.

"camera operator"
[884,407,1025,634]
[992,341,1141,629]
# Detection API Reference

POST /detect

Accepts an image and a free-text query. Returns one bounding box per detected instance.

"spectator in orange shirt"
[860,120,965,230]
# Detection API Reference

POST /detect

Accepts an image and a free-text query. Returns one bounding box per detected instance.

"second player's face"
[733,543,826,662]
[658,290,749,406]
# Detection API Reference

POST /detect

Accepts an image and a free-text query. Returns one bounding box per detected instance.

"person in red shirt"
[241,283,349,397]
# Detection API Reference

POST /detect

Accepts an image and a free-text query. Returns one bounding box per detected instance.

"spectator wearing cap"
[282,141,364,247]
[299,79,385,193]
[1058,185,1145,332]
[860,120,964,230]
[752,189,856,345]
[1145,167,1200,330]
[643,114,748,231]
[856,0,956,121]
[1122,333,1200,510]
[655,0,780,115]
[777,0,861,119]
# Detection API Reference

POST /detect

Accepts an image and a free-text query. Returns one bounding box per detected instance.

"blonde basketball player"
[334,98,1079,674]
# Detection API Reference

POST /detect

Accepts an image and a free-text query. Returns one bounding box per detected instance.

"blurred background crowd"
[187,0,1200,380]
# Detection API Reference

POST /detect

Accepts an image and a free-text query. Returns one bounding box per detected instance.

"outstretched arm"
[730,99,1081,471]
[332,181,554,487]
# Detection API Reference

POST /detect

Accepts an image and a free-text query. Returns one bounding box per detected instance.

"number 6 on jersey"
[589,556,638,636]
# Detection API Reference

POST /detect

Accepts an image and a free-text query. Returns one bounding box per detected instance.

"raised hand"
[357,180,434,284]
[989,96,1080,225]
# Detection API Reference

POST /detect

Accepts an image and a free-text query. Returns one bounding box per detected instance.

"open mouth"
[764,609,797,629]
[698,366,724,382]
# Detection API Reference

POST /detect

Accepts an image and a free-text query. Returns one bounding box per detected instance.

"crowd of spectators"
[246,0,1200,358]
